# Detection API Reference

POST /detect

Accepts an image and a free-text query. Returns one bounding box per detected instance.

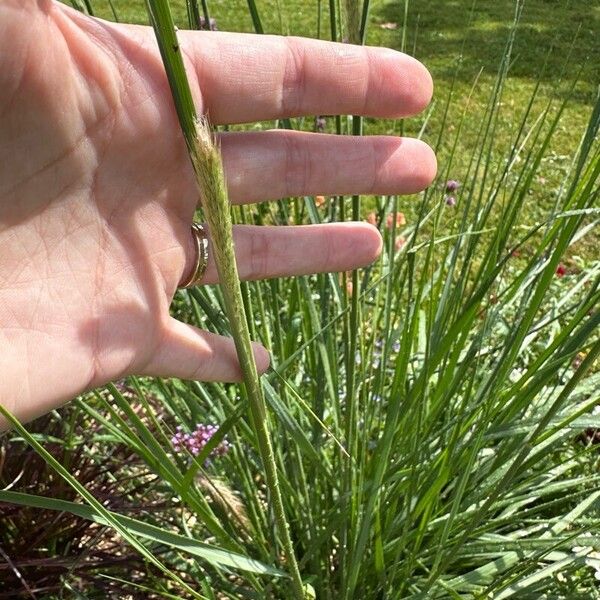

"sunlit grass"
[88,0,599,259]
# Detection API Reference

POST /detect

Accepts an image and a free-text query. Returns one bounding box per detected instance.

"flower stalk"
[145,1,305,597]
[192,119,305,599]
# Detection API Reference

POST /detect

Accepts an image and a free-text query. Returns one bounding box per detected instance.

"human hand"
[0,0,436,423]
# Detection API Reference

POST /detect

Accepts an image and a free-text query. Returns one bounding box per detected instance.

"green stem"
[145,2,304,597]
[341,1,368,594]
[190,124,305,599]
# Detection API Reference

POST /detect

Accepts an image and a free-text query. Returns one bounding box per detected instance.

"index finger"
[179,31,433,125]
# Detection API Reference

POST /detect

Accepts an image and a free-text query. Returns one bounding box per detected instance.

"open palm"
[0,0,435,423]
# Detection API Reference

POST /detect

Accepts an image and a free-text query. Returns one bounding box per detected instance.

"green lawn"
[91,0,599,129]
[86,0,599,258]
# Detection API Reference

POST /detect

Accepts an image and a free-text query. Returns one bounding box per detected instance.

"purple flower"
[315,116,326,132]
[445,179,460,192]
[445,195,457,207]
[171,423,230,461]
[199,16,218,31]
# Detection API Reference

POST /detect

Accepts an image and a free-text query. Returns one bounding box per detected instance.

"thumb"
[141,317,270,382]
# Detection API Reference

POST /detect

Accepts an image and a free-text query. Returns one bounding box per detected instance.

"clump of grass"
[2,0,598,598]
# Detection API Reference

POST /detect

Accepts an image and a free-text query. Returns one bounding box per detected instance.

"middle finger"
[220,130,437,204]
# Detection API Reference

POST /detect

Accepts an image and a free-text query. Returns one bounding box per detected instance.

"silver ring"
[179,223,209,288]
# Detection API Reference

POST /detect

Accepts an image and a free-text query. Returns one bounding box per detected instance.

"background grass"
[89,0,599,256]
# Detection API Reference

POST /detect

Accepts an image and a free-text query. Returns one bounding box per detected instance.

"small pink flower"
[171,423,230,461]
[365,211,377,226]
[199,16,217,31]
[386,212,406,229]
[445,180,460,192]
[556,264,567,277]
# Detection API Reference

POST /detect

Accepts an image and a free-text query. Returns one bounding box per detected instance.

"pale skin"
[0,0,436,425]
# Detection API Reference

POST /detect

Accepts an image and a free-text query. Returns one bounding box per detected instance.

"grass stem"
[144,1,305,597]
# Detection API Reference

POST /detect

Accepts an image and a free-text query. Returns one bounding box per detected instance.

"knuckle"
[283,133,312,197]
[248,230,270,281]
[281,38,306,116]
[192,345,215,381]
[413,140,437,190]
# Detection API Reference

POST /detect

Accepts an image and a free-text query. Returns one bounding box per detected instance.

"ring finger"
[180,222,383,286]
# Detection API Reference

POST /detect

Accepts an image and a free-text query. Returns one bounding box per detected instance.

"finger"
[180,222,382,286]
[141,317,270,382]
[219,131,437,203]
[179,31,433,124]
